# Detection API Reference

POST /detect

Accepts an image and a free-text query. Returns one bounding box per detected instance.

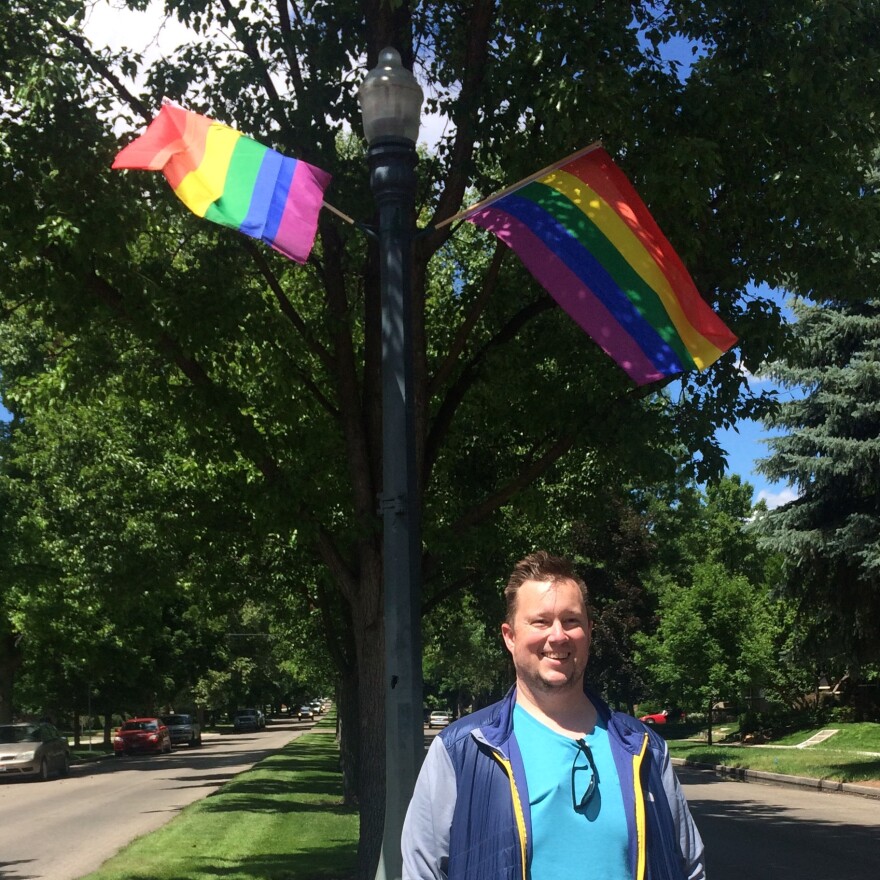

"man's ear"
[501,621,515,653]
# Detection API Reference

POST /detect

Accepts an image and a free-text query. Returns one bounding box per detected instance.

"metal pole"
[369,135,424,880]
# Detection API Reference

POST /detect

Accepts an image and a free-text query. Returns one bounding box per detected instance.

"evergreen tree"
[757,299,880,702]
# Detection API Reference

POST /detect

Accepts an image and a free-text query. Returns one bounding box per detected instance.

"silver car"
[0,722,70,780]
[159,713,202,747]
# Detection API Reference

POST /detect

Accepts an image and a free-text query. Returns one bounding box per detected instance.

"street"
[678,766,880,880]
[0,717,312,880]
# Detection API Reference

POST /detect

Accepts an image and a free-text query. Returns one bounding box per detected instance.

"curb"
[671,757,880,800]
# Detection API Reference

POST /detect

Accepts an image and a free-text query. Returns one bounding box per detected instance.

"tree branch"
[424,296,555,479]
[448,431,578,536]
[50,21,151,123]
[83,268,285,485]
[420,0,496,255]
[274,0,306,99]
[429,241,506,398]
[239,239,336,374]
[218,0,289,133]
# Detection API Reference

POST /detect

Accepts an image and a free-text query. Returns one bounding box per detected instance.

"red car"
[113,718,172,756]
[639,708,686,726]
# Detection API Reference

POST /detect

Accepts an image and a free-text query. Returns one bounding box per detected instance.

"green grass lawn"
[79,731,359,880]
[666,721,880,784]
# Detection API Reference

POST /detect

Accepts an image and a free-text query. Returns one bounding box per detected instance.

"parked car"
[0,721,70,780]
[298,705,315,721]
[428,711,451,729]
[113,718,172,756]
[159,713,202,747]
[639,707,686,726]
[233,709,263,732]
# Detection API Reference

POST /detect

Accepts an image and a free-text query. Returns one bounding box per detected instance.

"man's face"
[501,578,592,698]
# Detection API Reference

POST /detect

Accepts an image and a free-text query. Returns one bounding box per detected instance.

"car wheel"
[164,739,172,754]
[38,757,50,781]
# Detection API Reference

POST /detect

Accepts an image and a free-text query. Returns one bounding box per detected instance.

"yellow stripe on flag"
[173,123,241,217]
[543,169,724,369]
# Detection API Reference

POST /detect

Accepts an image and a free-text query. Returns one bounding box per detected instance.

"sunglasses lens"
[571,740,598,812]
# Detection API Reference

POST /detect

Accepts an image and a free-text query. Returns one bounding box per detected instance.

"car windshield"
[0,724,39,743]
[161,715,189,725]
[123,721,157,731]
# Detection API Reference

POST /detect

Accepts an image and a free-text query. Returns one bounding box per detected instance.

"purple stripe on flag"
[270,160,332,264]
[470,207,668,384]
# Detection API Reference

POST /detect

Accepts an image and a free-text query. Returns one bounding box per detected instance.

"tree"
[422,591,510,716]
[635,560,774,744]
[2,2,880,874]
[756,299,880,707]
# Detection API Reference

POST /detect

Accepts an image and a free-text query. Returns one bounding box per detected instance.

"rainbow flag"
[112,104,331,264]
[466,146,737,384]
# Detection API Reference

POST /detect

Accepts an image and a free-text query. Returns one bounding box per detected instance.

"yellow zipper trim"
[490,750,529,880]
[632,732,649,880]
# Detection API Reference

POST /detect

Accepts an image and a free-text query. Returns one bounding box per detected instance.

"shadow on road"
[678,770,879,880]
[0,858,39,880]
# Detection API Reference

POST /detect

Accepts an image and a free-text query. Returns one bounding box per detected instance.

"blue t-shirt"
[513,704,630,880]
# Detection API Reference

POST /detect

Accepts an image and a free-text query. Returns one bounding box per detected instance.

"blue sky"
[716,414,797,510]
[711,283,799,510]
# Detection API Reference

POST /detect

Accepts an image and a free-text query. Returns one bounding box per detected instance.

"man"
[402,551,705,880]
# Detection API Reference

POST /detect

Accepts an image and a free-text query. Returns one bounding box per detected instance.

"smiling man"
[402,551,705,880]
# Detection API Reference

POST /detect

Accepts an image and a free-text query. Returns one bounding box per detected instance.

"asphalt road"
[0,717,313,880]
[678,766,880,880]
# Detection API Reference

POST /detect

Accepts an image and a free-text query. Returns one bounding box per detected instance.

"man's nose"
[547,619,568,641]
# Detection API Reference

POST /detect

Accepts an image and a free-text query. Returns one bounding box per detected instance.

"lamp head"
[358,47,423,144]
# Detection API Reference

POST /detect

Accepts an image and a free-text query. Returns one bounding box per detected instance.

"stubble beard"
[525,659,585,695]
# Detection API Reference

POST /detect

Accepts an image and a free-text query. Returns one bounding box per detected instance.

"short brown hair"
[504,551,592,624]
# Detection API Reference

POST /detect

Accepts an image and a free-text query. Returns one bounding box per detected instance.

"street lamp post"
[358,48,425,880]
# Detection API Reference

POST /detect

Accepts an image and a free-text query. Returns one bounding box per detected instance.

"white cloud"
[757,486,799,510]
[733,359,775,387]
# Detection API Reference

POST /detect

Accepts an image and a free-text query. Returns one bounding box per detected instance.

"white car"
[0,722,70,780]
[428,711,451,729]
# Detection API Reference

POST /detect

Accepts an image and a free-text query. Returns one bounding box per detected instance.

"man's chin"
[535,671,580,691]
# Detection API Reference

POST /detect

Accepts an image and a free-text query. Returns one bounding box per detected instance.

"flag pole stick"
[322,200,357,225]
[432,141,604,231]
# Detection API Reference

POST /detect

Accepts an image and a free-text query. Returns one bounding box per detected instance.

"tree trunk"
[337,660,361,806]
[351,567,386,880]
[706,697,713,747]
[0,631,20,723]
